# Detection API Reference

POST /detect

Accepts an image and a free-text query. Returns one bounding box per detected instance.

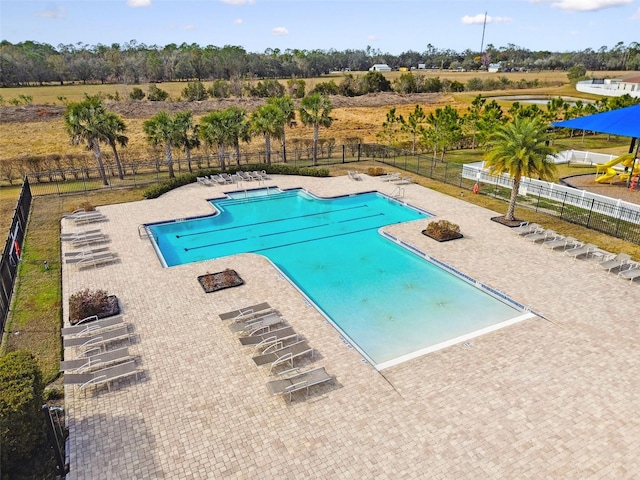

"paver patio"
[62,174,640,479]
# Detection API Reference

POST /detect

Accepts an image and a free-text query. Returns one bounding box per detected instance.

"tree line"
[1,39,639,87]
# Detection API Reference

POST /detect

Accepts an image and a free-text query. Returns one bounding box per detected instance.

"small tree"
[567,64,587,85]
[299,93,334,165]
[147,84,170,101]
[182,80,208,101]
[129,87,145,100]
[484,116,557,221]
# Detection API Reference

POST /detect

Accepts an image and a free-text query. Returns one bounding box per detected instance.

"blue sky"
[1,0,639,54]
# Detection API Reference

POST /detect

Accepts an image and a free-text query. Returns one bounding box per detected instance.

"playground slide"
[617,158,640,182]
[595,153,635,184]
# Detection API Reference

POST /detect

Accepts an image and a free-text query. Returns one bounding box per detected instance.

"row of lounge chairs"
[513,221,640,282]
[61,314,141,394]
[219,301,334,402]
[197,171,271,186]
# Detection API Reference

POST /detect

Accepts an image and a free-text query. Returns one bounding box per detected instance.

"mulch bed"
[421,230,464,242]
[490,216,524,227]
[198,269,244,293]
[70,295,120,325]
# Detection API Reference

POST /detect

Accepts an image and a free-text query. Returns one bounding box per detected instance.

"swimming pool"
[148,188,529,368]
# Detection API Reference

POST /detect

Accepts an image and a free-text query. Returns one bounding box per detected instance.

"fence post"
[342,145,345,163]
[357,144,361,162]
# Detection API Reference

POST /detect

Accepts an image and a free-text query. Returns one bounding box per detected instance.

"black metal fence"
[1,177,31,335]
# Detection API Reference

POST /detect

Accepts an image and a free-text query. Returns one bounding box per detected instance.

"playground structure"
[594,153,640,185]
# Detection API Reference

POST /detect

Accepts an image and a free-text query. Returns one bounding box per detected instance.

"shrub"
[182,81,208,101]
[78,201,95,212]
[367,167,386,176]
[68,288,110,322]
[0,351,55,478]
[148,84,170,101]
[425,219,461,240]
[129,87,146,100]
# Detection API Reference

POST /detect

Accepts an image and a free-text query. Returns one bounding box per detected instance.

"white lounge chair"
[237,171,254,182]
[512,222,541,235]
[524,229,556,243]
[61,315,125,337]
[64,360,140,393]
[60,229,102,241]
[67,232,109,247]
[266,366,333,402]
[228,312,284,334]
[239,325,299,349]
[379,172,401,182]
[391,176,413,185]
[542,235,576,250]
[596,253,631,272]
[68,251,118,268]
[219,302,273,322]
[348,170,362,181]
[197,176,213,186]
[564,243,597,260]
[252,340,314,374]
[63,210,106,225]
[63,325,131,350]
[60,346,132,372]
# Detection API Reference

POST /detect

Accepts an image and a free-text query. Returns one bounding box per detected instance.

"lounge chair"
[210,174,229,185]
[252,340,313,374]
[64,246,111,258]
[60,346,131,372]
[249,171,264,181]
[67,232,109,247]
[239,325,299,348]
[61,315,125,337]
[391,176,413,185]
[228,312,284,334]
[524,229,556,243]
[266,366,333,402]
[60,229,102,241]
[220,173,235,184]
[68,252,118,268]
[64,360,140,393]
[64,210,106,225]
[257,170,270,180]
[512,222,541,235]
[348,170,362,181]
[542,236,577,250]
[197,176,213,186]
[617,262,640,282]
[219,301,273,321]
[237,171,254,181]
[596,253,631,272]
[380,172,401,182]
[564,243,596,260]
[63,325,131,350]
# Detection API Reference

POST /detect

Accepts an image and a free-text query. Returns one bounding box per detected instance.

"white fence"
[462,151,640,224]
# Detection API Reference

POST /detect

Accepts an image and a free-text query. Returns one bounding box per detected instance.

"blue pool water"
[149,189,525,368]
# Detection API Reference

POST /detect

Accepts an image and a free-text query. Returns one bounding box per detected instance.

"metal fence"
[1,177,31,335]
[13,142,640,245]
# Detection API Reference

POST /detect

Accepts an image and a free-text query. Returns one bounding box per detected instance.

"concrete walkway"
[62,174,640,479]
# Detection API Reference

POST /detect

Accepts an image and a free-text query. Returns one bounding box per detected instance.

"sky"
[1,0,639,54]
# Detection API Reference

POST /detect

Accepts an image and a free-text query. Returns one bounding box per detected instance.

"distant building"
[576,75,640,98]
[488,63,501,73]
[398,67,409,72]
[369,64,392,72]
[417,63,426,70]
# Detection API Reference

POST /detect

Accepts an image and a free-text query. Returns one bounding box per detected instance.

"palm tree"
[299,93,333,165]
[143,111,178,178]
[63,96,110,185]
[223,107,250,165]
[173,111,200,173]
[250,104,284,165]
[484,116,557,222]
[100,112,128,180]
[267,96,295,162]
[200,110,233,171]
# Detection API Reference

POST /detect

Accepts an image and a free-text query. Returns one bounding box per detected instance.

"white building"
[369,64,392,72]
[576,75,640,98]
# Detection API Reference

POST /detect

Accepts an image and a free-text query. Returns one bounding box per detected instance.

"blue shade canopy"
[552,104,640,139]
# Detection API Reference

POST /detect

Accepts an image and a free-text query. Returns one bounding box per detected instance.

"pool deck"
[62,174,640,479]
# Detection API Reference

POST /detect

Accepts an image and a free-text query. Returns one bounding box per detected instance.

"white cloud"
[632,7,640,19]
[272,27,288,36]
[220,0,256,5]
[184,24,197,31]
[367,35,380,42]
[127,0,152,7]
[461,13,512,25]
[234,18,244,25]
[531,0,633,12]
[36,6,66,19]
